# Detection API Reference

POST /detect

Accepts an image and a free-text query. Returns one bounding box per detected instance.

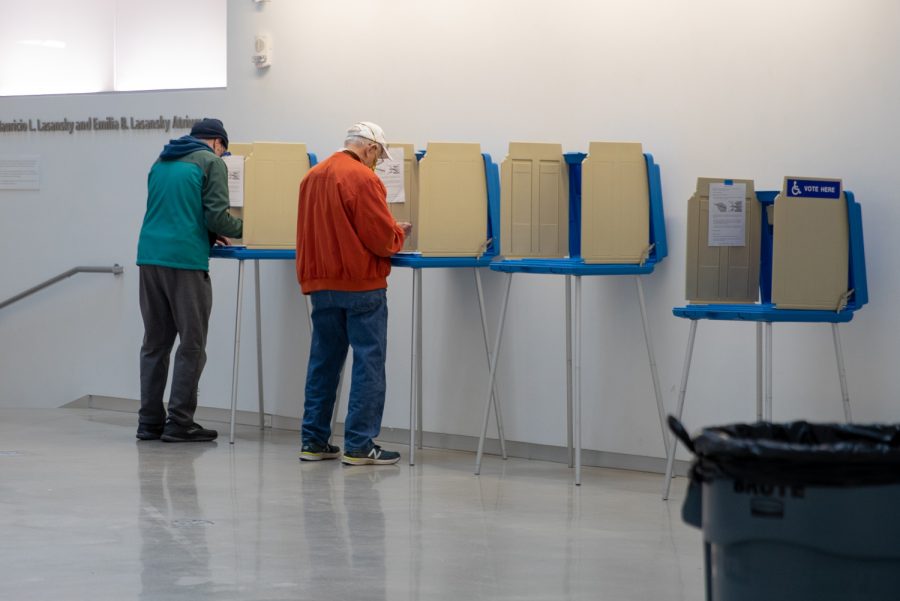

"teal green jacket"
[137,136,243,271]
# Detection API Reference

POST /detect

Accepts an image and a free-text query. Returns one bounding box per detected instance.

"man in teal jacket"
[136,118,243,442]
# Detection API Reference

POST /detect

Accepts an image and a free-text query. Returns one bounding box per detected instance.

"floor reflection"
[299,463,395,600]
[138,442,215,599]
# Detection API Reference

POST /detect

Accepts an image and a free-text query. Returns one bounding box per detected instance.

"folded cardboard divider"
[227,142,311,250]
[500,142,568,259]
[685,177,760,304]
[580,142,650,264]
[771,177,849,310]
[416,142,489,257]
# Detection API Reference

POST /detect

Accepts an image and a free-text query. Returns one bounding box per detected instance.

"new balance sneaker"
[136,423,164,441]
[342,445,400,465]
[300,441,341,461]
[160,422,218,443]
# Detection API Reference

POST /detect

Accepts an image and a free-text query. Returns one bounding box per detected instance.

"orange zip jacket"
[296,150,405,294]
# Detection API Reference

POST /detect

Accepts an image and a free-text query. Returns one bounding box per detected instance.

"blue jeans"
[302,289,388,452]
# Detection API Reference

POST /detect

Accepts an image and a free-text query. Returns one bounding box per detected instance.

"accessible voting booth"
[664,176,868,499]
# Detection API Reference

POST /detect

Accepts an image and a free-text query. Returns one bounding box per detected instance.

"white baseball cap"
[347,121,392,161]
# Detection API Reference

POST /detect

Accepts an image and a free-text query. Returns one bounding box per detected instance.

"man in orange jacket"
[296,122,412,465]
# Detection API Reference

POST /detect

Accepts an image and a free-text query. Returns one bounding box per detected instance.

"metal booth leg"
[304,295,313,334]
[409,269,421,465]
[417,269,424,449]
[474,269,507,459]
[635,276,668,452]
[254,259,265,430]
[756,322,763,421]
[765,322,773,421]
[475,272,512,475]
[565,275,574,468]
[229,260,246,444]
[573,276,583,486]
[663,320,698,500]
[330,360,347,442]
[832,323,853,422]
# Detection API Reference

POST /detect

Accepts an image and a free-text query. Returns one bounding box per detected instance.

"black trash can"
[670,417,900,601]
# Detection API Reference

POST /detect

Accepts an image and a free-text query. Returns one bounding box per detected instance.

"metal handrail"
[0,265,124,310]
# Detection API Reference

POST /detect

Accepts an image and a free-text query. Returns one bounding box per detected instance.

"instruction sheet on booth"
[708,182,746,246]
[375,146,405,204]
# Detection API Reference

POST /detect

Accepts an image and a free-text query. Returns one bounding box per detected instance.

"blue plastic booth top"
[489,152,667,276]
[672,190,868,323]
[210,246,295,260]
[390,152,501,269]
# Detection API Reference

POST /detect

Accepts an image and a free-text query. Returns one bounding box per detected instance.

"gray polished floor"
[0,408,702,600]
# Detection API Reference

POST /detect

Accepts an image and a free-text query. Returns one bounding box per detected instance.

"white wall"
[2,0,899,461]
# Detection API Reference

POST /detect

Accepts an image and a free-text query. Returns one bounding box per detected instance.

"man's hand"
[397,222,413,237]
[214,235,232,246]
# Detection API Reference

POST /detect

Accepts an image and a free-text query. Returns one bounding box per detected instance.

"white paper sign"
[222,154,245,207]
[375,146,405,204]
[708,182,746,246]
[0,155,40,190]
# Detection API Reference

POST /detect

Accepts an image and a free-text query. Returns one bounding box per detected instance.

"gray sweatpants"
[138,265,213,427]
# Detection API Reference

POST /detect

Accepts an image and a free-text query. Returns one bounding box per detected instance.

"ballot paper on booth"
[375,146,405,204]
[222,154,245,208]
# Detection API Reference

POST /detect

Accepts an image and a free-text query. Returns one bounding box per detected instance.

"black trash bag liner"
[668,416,900,488]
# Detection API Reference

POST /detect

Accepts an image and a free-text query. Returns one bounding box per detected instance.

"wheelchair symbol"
[791,180,801,196]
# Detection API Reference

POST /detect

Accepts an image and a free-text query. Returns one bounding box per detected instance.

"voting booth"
[484,142,668,485]
[381,143,504,465]
[212,144,318,443]
[664,177,868,499]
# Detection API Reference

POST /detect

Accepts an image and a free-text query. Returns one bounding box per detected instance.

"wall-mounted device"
[252,34,272,69]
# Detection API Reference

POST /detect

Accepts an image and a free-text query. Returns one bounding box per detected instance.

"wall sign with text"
[0,115,203,136]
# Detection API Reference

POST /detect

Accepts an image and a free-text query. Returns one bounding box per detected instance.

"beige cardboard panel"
[500,142,568,258]
[385,143,418,252]
[538,161,565,255]
[417,142,487,257]
[228,143,253,156]
[581,142,648,264]
[685,178,760,303]
[224,142,253,244]
[771,179,849,310]
[509,160,534,255]
[242,142,310,249]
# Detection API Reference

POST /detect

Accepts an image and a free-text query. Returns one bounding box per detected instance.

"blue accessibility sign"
[785,178,842,199]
